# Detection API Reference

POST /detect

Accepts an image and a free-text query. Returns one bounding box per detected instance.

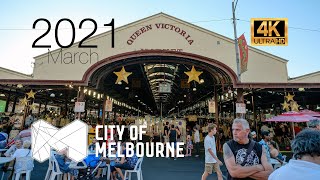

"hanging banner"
[236,103,246,114]
[132,78,141,88]
[208,100,215,113]
[159,83,171,93]
[105,99,113,112]
[180,79,190,88]
[238,34,249,74]
[74,102,85,112]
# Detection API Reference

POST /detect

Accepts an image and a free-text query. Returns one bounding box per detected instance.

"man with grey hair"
[307,119,320,130]
[223,118,273,180]
[269,129,320,179]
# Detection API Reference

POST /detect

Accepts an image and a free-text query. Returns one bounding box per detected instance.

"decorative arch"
[83,50,238,87]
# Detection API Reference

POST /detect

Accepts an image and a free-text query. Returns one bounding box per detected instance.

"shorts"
[110,165,116,172]
[114,163,134,170]
[164,136,169,143]
[204,163,220,174]
[169,141,177,148]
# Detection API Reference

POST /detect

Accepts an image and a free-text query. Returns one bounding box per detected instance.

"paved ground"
[3,152,293,180]
[28,154,228,180]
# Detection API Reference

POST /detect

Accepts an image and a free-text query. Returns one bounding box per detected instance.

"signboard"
[187,115,198,122]
[105,99,113,112]
[180,79,190,88]
[74,102,85,112]
[236,103,246,114]
[132,78,141,88]
[208,100,215,113]
[13,115,24,128]
[159,83,171,93]
[0,100,6,112]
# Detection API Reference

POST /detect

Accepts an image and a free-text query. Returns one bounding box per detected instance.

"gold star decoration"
[281,101,290,112]
[113,66,132,84]
[291,101,300,112]
[26,90,36,99]
[184,66,203,83]
[29,103,37,110]
[285,93,295,102]
[19,97,29,106]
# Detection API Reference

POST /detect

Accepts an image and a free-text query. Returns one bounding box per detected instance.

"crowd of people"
[1,112,320,180]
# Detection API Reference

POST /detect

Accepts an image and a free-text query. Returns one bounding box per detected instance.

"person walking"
[193,126,200,157]
[201,124,223,180]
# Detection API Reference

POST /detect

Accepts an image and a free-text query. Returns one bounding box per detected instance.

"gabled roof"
[289,71,320,83]
[34,12,288,64]
[0,66,31,79]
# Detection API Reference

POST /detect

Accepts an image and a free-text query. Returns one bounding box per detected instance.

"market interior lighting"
[125,87,129,90]
[199,79,204,84]
[193,88,197,91]
[0,94,5,97]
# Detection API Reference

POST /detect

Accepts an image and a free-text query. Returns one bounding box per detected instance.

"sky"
[0,0,319,78]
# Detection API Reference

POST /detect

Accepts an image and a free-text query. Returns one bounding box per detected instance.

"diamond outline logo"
[31,119,88,163]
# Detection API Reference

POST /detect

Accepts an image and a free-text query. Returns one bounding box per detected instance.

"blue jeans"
[194,142,200,155]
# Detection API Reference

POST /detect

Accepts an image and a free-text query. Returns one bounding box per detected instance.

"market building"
[0,13,319,145]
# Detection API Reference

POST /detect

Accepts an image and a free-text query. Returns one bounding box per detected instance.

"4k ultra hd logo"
[251,18,288,46]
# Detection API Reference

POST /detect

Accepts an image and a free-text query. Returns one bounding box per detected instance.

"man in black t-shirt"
[168,124,177,160]
[223,118,273,180]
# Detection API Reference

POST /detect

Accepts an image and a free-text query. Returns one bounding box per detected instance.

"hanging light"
[0,94,5,97]
[50,93,55,97]
[193,88,197,91]
[125,87,129,90]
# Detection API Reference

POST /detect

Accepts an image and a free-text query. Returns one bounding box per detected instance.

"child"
[185,135,193,156]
